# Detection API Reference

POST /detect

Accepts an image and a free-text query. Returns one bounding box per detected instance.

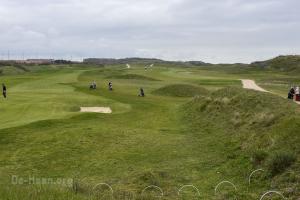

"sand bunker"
[80,107,112,113]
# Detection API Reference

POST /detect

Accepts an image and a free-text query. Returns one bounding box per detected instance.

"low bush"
[268,151,296,176]
[251,149,268,166]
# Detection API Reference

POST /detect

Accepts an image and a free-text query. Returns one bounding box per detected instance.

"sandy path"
[241,79,268,92]
[241,79,300,105]
[80,107,112,113]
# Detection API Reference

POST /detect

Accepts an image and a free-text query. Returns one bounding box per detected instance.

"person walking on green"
[2,83,7,98]
[139,88,145,97]
[108,82,113,91]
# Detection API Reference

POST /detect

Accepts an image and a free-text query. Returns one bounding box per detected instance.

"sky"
[0,0,299,63]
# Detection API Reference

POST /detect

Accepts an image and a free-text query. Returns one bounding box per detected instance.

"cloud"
[0,0,299,63]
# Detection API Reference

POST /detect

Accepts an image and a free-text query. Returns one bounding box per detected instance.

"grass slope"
[153,84,209,97]
[183,87,300,199]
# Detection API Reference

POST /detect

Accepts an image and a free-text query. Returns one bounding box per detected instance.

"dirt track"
[241,79,268,92]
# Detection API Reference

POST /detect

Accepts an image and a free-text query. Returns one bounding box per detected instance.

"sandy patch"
[241,79,268,92]
[80,107,112,113]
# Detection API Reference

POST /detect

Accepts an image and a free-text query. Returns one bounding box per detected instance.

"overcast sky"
[0,0,299,63]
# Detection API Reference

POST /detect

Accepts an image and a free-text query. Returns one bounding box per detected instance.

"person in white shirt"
[296,86,300,95]
[295,86,300,101]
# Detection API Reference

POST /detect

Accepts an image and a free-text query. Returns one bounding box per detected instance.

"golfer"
[288,87,295,99]
[139,88,145,97]
[108,82,113,91]
[2,83,7,98]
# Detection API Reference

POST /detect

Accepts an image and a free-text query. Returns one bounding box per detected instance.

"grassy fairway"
[0,64,299,199]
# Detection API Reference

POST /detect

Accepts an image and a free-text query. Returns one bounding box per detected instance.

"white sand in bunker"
[80,107,112,113]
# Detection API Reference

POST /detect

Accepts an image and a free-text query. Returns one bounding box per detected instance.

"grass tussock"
[267,151,296,177]
[251,149,268,166]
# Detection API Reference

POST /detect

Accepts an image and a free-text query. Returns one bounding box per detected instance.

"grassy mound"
[153,84,209,97]
[106,74,159,81]
[183,87,300,179]
[184,87,298,129]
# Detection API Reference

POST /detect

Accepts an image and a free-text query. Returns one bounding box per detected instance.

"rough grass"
[184,87,299,130]
[153,84,209,97]
[182,87,300,197]
[268,151,296,177]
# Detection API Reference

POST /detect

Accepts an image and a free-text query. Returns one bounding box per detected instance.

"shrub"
[268,151,296,176]
[251,149,268,166]
[13,64,29,72]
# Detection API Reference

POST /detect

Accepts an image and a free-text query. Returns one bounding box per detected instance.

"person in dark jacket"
[288,87,295,99]
[2,83,7,98]
[108,82,113,91]
[89,81,97,89]
[139,88,145,97]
